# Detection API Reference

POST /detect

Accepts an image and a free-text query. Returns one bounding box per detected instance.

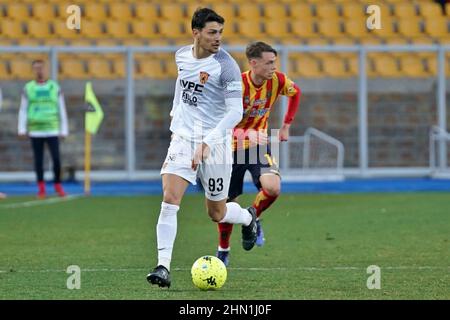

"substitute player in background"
[18,59,68,199]
[146,8,257,289]
[217,42,301,266]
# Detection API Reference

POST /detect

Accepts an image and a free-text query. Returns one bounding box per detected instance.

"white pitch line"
[0,266,449,273]
[0,194,84,209]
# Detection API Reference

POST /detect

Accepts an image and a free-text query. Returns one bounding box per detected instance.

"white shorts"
[160,134,232,201]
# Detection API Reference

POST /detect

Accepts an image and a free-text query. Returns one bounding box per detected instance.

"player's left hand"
[192,143,210,170]
[279,123,290,141]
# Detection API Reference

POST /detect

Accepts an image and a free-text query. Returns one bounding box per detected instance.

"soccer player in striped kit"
[217,42,301,266]
[18,59,68,199]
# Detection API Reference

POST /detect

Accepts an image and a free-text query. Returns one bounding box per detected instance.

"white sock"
[219,202,252,226]
[218,246,230,252]
[156,202,179,271]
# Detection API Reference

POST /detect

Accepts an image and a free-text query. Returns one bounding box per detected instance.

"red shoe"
[37,181,46,199]
[54,183,67,197]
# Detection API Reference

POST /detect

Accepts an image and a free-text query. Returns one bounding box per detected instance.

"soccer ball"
[191,255,227,290]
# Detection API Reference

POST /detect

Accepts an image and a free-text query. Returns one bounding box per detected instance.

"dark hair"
[191,7,225,30]
[32,59,44,66]
[245,41,277,60]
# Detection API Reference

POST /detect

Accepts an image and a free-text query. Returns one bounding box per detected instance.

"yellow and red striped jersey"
[234,70,298,149]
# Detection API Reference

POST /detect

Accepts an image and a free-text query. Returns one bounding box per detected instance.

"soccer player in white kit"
[147,8,257,288]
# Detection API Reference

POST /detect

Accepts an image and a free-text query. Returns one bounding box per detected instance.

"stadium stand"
[0,0,449,79]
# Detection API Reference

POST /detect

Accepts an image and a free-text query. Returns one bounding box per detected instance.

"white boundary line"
[0,194,84,209]
[0,266,449,273]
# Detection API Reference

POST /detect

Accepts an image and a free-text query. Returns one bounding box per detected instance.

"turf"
[0,193,449,299]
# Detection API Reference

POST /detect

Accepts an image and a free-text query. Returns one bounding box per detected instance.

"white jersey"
[169,45,243,146]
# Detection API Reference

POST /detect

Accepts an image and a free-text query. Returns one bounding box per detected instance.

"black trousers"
[30,137,61,183]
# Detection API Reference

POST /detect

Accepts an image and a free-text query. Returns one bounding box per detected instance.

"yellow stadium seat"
[264,20,290,41]
[0,20,26,39]
[94,39,122,59]
[135,3,159,20]
[371,54,401,77]
[109,2,133,21]
[263,4,288,20]
[341,3,366,20]
[210,4,238,22]
[291,20,316,39]
[33,3,57,20]
[322,56,350,78]
[132,21,159,39]
[344,19,369,39]
[370,17,397,39]
[317,20,344,39]
[393,2,417,19]
[424,18,449,39]
[423,56,450,76]
[42,39,67,47]
[59,59,87,79]
[397,19,423,38]
[26,21,51,39]
[237,3,263,20]
[358,36,383,45]
[52,20,81,40]
[447,3,450,17]
[105,21,131,39]
[316,3,340,20]
[136,59,166,80]
[5,3,30,20]
[10,59,32,79]
[158,21,186,39]
[237,20,265,39]
[79,21,105,39]
[419,2,443,18]
[111,58,139,78]
[400,55,428,77]
[84,3,108,20]
[292,55,322,78]
[160,3,185,20]
[164,56,178,78]
[87,58,114,79]
[0,62,9,80]
[289,3,314,20]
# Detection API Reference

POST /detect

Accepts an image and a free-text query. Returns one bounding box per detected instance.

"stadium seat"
[59,59,87,79]
[322,56,350,78]
[132,21,159,39]
[264,20,291,41]
[400,55,428,77]
[9,59,32,79]
[87,58,114,79]
[136,59,166,80]
[289,3,314,21]
[263,4,288,20]
[371,54,401,77]
[111,58,139,79]
[397,19,423,38]
[341,3,366,20]
[424,18,449,39]
[237,20,266,39]
[43,39,67,47]
[370,17,397,39]
[158,21,187,39]
[94,39,122,59]
[5,3,30,20]
[33,3,57,20]
[392,2,417,19]
[344,19,369,40]
[84,3,108,20]
[316,3,340,20]
[164,56,178,78]
[160,3,185,20]
[291,20,316,39]
[419,2,443,19]
[134,3,159,20]
[109,2,133,21]
[291,54,322,78]
[79,21,105,39]
[210,4,238,23]
[26,21,51,39]
[0,61,9,79]
[317,20,344,39]
[0,20,26,39]
[237,3,263,20]
[105,21,131,40]
[52,20,81,40]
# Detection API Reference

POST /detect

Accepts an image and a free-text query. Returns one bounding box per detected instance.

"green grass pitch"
[0,193,449,299]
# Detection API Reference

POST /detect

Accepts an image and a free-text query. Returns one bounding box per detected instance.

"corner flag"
[84,82,103,195]
[85,82,104,134]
